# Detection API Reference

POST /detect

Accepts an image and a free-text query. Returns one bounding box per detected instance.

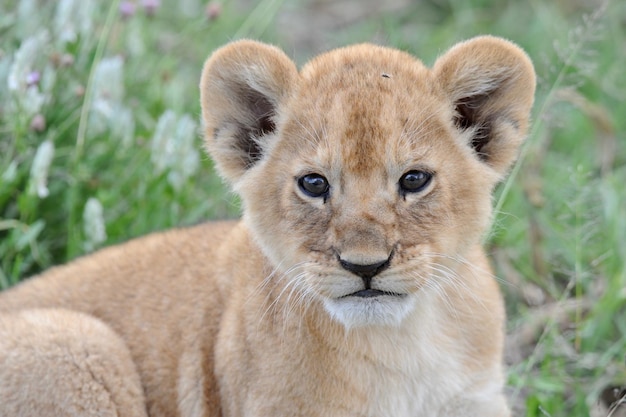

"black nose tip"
[339,258,391,287]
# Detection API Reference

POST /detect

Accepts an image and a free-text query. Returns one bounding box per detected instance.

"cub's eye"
[298,174,330,198]
[399,170,432,194]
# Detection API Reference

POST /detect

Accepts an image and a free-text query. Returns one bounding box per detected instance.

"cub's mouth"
[324,289,415,327]
[342,289,405,298]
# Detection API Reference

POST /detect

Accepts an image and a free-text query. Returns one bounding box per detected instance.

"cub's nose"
[339,257,390,287]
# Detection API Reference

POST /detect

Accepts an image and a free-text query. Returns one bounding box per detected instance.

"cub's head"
[200,37,535,328]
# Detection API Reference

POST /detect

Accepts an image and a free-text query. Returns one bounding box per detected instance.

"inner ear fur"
[200,40,298,184]
[433,36,536,176]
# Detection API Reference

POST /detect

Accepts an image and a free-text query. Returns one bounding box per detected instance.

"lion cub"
[0,36,534,417]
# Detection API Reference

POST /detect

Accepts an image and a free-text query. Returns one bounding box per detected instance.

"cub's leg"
[0,309,147,417]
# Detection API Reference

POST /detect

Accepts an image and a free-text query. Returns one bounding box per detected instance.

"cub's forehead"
[300,44,429,84]
[291,44,443,126]
[280,45,452,171]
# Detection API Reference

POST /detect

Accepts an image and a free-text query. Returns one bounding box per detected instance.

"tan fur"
[0,36,535,416]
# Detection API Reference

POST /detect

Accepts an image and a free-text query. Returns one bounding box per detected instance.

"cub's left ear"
[433,36,536,176]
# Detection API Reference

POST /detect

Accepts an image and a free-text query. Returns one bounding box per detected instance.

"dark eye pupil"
[298,174,329,198]
[400,170,432,193]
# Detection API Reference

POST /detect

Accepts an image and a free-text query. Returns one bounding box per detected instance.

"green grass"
[1,0,624,415]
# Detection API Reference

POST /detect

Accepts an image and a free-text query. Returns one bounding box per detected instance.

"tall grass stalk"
[68,0,121,257]
[492,1,608,220]
[233,0,288,39]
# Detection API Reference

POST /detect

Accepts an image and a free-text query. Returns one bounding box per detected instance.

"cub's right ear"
[200,40,298,185]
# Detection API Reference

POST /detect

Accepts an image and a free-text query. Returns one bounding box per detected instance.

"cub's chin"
[323,293,417,329]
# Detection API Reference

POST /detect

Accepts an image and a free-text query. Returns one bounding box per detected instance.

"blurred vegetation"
[0,0,624,415]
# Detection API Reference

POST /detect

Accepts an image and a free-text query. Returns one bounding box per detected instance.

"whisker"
[424,250,513,288]
[419,274,462,323]
[254,262,309,328]
[425,261,490,314]
[244,258,288,307]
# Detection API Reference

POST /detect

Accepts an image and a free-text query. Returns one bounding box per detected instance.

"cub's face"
[200,38,535,328]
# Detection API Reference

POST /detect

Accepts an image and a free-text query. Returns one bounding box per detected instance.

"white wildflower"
[151,111,200,190]
[89,55,134,143]
[92,56,124,103]
[110,107,136,148]
[169,114,200,188]
[83,198,107,252]
[54,0,96,44]
[40,64,57,94]
[0,56,11,99]
[151,110,177,173]
[7,31,48,92]
[15,0,40,39]
[29,140,55,198]
[6,31,49,118]
[2,161,18,183]
[19,85,45,116]
[126,21,146,57]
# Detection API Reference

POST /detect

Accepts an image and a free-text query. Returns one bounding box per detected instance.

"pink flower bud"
[205,2,221,21]
[26,71,40,87]
[119,1,136,18]
[60,54,75,67]
[142,0,160,16]
[30,114,46,132]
